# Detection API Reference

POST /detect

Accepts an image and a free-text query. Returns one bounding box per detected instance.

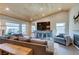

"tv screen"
[37,22,50,31]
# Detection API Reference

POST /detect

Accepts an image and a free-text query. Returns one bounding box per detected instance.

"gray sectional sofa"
[54,34,71,46]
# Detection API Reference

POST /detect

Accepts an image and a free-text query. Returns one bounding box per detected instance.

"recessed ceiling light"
[58,8,62,11]
[5,8,10,11]
[40,8,43,11]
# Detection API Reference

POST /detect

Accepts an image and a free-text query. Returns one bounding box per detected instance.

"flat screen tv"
[37,22,50,31]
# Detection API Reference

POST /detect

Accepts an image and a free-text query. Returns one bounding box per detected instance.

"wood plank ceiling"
[0,3,74,22]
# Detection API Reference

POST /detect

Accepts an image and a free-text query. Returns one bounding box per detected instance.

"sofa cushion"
[30,39,47,45]
[23,36,31,39]
[56,34,65,38]
[12,34,23,37]
[9,36,19,40]
[18,37,30,42]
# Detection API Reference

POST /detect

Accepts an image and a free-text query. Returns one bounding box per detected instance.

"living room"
[0,3,79,55]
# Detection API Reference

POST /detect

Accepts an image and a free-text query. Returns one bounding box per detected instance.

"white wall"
[32,11,69,36]
[69,4,79,39]
[51,11,69,35]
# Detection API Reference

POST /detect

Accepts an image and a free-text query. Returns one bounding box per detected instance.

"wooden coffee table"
[0,43,32,55]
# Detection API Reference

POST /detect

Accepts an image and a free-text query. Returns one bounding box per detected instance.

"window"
[56,23,65,35]
[5,23,20,35]
[32,26,36,32]
[5,22,27,35]
[32,23,36,32]
[22,24,26,35]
